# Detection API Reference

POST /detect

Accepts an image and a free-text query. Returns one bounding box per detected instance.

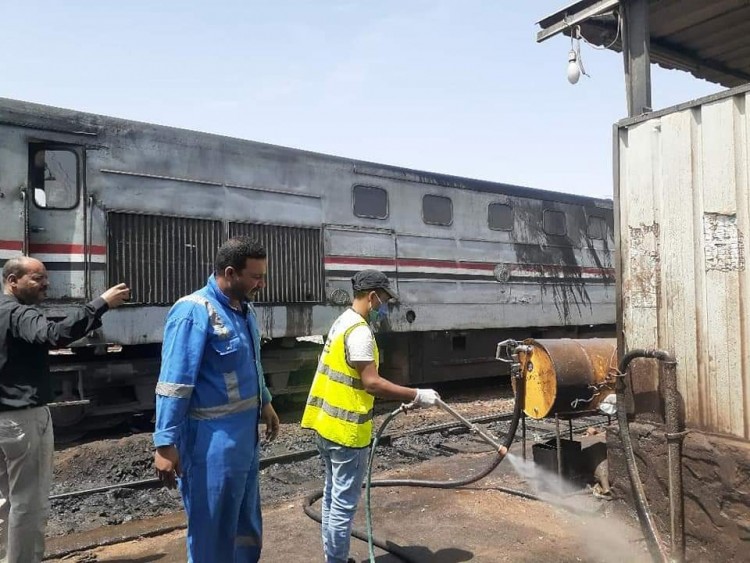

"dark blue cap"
[351,269,397,300]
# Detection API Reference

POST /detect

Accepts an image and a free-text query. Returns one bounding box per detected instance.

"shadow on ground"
[363,543,473,563]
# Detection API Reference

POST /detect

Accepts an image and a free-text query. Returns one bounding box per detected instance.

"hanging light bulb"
[567,50,581,84]
[566,25,588,85]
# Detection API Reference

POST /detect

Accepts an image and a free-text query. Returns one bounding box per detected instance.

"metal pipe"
[435,399,505,452]
[556,414,563,480]
[368,374,525,491]
[617,349,679,563]
[50,477,160,500]
[662,359,685,562]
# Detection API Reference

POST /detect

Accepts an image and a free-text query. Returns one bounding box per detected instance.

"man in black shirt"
[0,257,130,563]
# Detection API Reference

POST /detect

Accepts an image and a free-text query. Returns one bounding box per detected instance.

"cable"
[563,12,622,51]
[361,377,525,562]
[303,377,526,562]
[365,406,408,562]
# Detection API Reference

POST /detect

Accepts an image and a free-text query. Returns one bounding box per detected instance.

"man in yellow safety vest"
[301,269,440,563]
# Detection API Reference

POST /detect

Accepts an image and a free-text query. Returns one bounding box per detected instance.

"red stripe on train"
[0,241,106,255]
[29,243,106,255]
[325,256,495,270]
[0,240,23,251]
[325,256,615,276]
[325,256,397,267]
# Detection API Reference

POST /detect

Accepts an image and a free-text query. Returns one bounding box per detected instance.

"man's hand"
[260,402,280,442]
[154,445,181,489]
[414,388,440,407]
[100,283,131,309]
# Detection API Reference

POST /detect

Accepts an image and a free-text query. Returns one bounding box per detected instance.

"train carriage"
[0,97,615,428]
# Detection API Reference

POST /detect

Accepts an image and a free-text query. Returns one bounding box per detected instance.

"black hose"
[303,487,421,562]
[617,350,671,563]
[370,375,524,490]
[303,376,527,562]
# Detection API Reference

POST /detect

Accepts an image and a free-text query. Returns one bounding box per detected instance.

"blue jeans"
[315,434,370,563]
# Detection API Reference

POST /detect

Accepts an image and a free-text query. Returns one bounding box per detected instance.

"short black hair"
[214,237,266,275]
[2,257,30,282]
[353,289,389,300]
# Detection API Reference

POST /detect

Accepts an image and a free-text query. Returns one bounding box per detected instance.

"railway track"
[50,409,609,501]
[45,402,611,559]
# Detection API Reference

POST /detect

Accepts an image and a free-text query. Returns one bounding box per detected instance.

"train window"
[29,148,79,209]
[422,194,453,226]
[353,185,388,219]
[488,203,513,231]
[543,209,566,236]
[587,216,608,240]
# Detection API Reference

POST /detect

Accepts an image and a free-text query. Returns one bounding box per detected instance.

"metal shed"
[539,1,750,440]
[616,85,750,439]
[538,0,750,115]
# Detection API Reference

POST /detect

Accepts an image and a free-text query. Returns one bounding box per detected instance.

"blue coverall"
[153,275,272,563]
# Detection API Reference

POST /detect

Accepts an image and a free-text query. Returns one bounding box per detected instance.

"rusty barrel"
[512,338,617,419]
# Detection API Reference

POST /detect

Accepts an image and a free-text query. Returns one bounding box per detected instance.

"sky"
[0,1,721,199]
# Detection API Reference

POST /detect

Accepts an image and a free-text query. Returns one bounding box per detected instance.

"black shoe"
[347,559,356,563]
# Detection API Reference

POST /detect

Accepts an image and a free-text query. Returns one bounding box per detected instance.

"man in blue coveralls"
[153,237,280,563]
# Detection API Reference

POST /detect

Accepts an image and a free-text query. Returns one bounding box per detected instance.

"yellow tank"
[512,338,617,419]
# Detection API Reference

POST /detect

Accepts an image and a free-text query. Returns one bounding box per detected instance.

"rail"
[50,409,609,502]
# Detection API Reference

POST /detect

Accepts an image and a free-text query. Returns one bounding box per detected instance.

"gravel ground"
[48,382,516,537]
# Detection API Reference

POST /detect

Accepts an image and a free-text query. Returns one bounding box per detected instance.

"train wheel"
[49,403,87,428]
[129,411,155,433]
[53,428,86,445]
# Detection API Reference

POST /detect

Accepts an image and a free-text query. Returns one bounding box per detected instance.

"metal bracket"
[665,430,689,442]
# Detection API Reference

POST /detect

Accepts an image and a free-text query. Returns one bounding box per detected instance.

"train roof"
[0,97,612,209]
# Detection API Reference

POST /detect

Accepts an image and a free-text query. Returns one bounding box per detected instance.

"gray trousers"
[0,407,53,563]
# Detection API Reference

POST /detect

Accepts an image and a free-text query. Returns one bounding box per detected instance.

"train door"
[0,127,26,268]
[26,143,89,300]
[324,224,397,285]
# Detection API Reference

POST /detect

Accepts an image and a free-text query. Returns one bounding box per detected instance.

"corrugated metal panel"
[617,90,750,439]
[229,222,323,304]
[107,213,222,305]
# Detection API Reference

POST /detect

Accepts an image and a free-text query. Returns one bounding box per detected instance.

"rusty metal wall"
[229,222,323,304]
[616,87,750,440]
[107,212,223,305]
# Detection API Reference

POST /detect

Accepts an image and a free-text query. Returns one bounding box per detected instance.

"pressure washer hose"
[616,351,673,563]
[303,377,527,563]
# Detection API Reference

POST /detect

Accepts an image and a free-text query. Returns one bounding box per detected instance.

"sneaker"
[347,559,356,563]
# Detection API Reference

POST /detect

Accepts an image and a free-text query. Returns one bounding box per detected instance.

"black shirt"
[0,294,109,411]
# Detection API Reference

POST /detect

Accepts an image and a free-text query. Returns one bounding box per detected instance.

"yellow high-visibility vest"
[301,320,378,448]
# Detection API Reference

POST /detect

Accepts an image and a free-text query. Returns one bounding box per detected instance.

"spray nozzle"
[397,401,418,415]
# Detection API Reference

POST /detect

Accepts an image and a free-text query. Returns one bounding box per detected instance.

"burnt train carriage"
[0,98,615,427]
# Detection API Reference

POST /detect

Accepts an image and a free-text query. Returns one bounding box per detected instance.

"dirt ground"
[48,385,516,537]
[46,442,650,563]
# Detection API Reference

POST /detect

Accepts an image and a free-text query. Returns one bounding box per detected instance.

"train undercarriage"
[48,324,615,434]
